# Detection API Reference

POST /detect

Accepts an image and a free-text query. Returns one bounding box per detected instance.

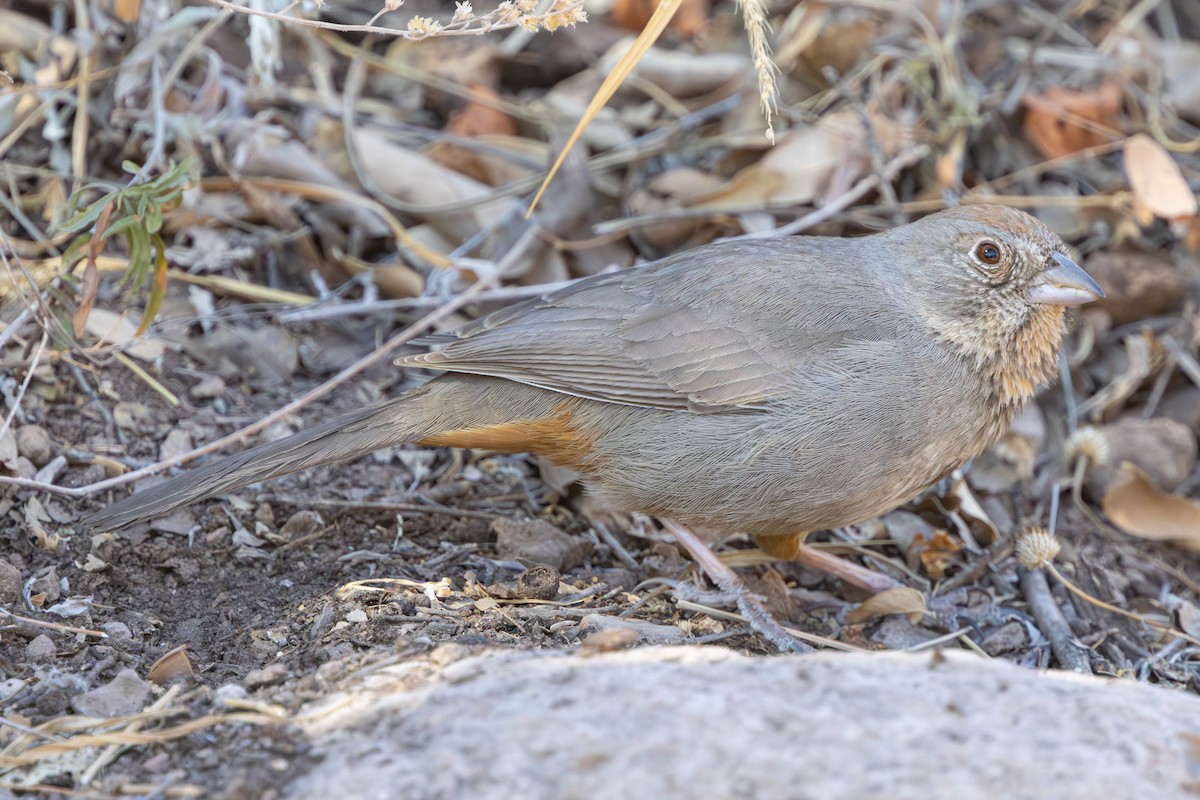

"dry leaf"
[788,8,879,86]
[24,496,59,553]
[1124,133,1198,225]
[688,164,783,212]
[445,86,517,139]
[1102,462,1200,552]
[577,626,640,656]
[1171,597,1200,639]
[693,110,905,212]
[951,476,999,545]
[351,126,519,240]
[114,0,142,23]
[612,0,708,38]
[915,531,963,581]
[846,587,926,625]
[336,253,423,299]
[1080,251,1184,326]
[83,308,165,362]
[626,167,730,252]
[1023,83,1120,159]
[148,645,195,685]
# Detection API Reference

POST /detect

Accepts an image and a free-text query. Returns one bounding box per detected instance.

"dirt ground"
[2,318,1199,796]
[3,0,1200,797]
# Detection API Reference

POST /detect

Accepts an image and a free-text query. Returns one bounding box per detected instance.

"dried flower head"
[452,1,472,22]
[495,1,520,24]
[1015,527,1061,570]
[542,7,586,30]
[406,15,443,36]
[1065,426,1111,467]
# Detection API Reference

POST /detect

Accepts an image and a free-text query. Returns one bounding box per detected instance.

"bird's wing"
[400,239,900,413]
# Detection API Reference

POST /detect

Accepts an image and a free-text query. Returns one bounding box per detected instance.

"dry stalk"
[209,0,587,40]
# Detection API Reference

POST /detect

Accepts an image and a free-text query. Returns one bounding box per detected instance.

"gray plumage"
[88,206,1086,537]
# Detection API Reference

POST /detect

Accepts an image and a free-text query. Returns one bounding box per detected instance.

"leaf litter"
[0,0,1200,795]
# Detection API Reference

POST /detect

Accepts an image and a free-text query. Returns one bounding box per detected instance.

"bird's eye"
[975,241,1002,265]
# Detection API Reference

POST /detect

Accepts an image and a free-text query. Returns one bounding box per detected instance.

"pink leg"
[662,520,813,653]
[757,533,904,594]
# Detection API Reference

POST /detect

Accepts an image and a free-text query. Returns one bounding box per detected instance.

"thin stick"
[0,606,108,639]
[1020,568,1092,673]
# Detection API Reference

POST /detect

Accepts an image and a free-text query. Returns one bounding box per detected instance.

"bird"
[87,205,1103,650]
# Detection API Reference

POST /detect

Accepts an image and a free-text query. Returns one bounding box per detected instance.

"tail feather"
[87,388,433,531]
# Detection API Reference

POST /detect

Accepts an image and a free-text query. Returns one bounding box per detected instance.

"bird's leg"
[755,532,904,594]
[661,520,813,654]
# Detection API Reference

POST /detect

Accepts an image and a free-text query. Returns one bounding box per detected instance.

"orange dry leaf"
[1023,82,1121,159]
[1124,133,1198,226]
[148,645,195,685]
[114,0,141,23]
[436,88,519,184]
[446,85,516,138]
[1102,462,1200,553]
[914,530,963,580]
[612,0,708,37]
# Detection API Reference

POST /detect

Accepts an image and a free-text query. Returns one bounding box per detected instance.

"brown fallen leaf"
[148,645,195,685]
[1102,462,1200,553]
[691,110,905,213]
[1124,133,1198,226]
[626,167,730,253]
[445,85,517,139]
[612,0,708,38]
[1023,82,1120,159]
[846,587,926,625]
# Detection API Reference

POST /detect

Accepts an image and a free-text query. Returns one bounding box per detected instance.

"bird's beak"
[1027,252,1105,306]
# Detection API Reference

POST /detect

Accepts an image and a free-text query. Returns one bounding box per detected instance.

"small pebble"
[72,668,151,718]
[15,425,52,467]
[100,621,133,645]
[493,517,590,571]
[429,642,472,667]
[245,663,289,688]
[189,374,227,400]
[0,559,21,605]
[26,634,56,662]
[214,683,249,706]
[158,427,193,461]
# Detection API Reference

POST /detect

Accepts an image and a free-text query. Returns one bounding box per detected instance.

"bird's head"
[895,204,1104,406]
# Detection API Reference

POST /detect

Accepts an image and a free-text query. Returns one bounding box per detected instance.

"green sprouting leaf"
[61,232,93,271]
[54,156,198,327]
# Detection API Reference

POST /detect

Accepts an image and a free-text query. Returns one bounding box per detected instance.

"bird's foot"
[670,582,747,609]
[661,520,813,654]
[756,533,904,594]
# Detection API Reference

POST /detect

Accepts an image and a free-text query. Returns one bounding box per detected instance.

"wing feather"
[398,238,906,412]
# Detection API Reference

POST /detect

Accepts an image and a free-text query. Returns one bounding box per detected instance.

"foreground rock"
[287,647,1200,800]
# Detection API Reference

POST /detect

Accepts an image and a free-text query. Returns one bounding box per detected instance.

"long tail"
[86,376,561,530]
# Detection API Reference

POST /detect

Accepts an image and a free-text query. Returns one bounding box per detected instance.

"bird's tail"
[86,376,562,531]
